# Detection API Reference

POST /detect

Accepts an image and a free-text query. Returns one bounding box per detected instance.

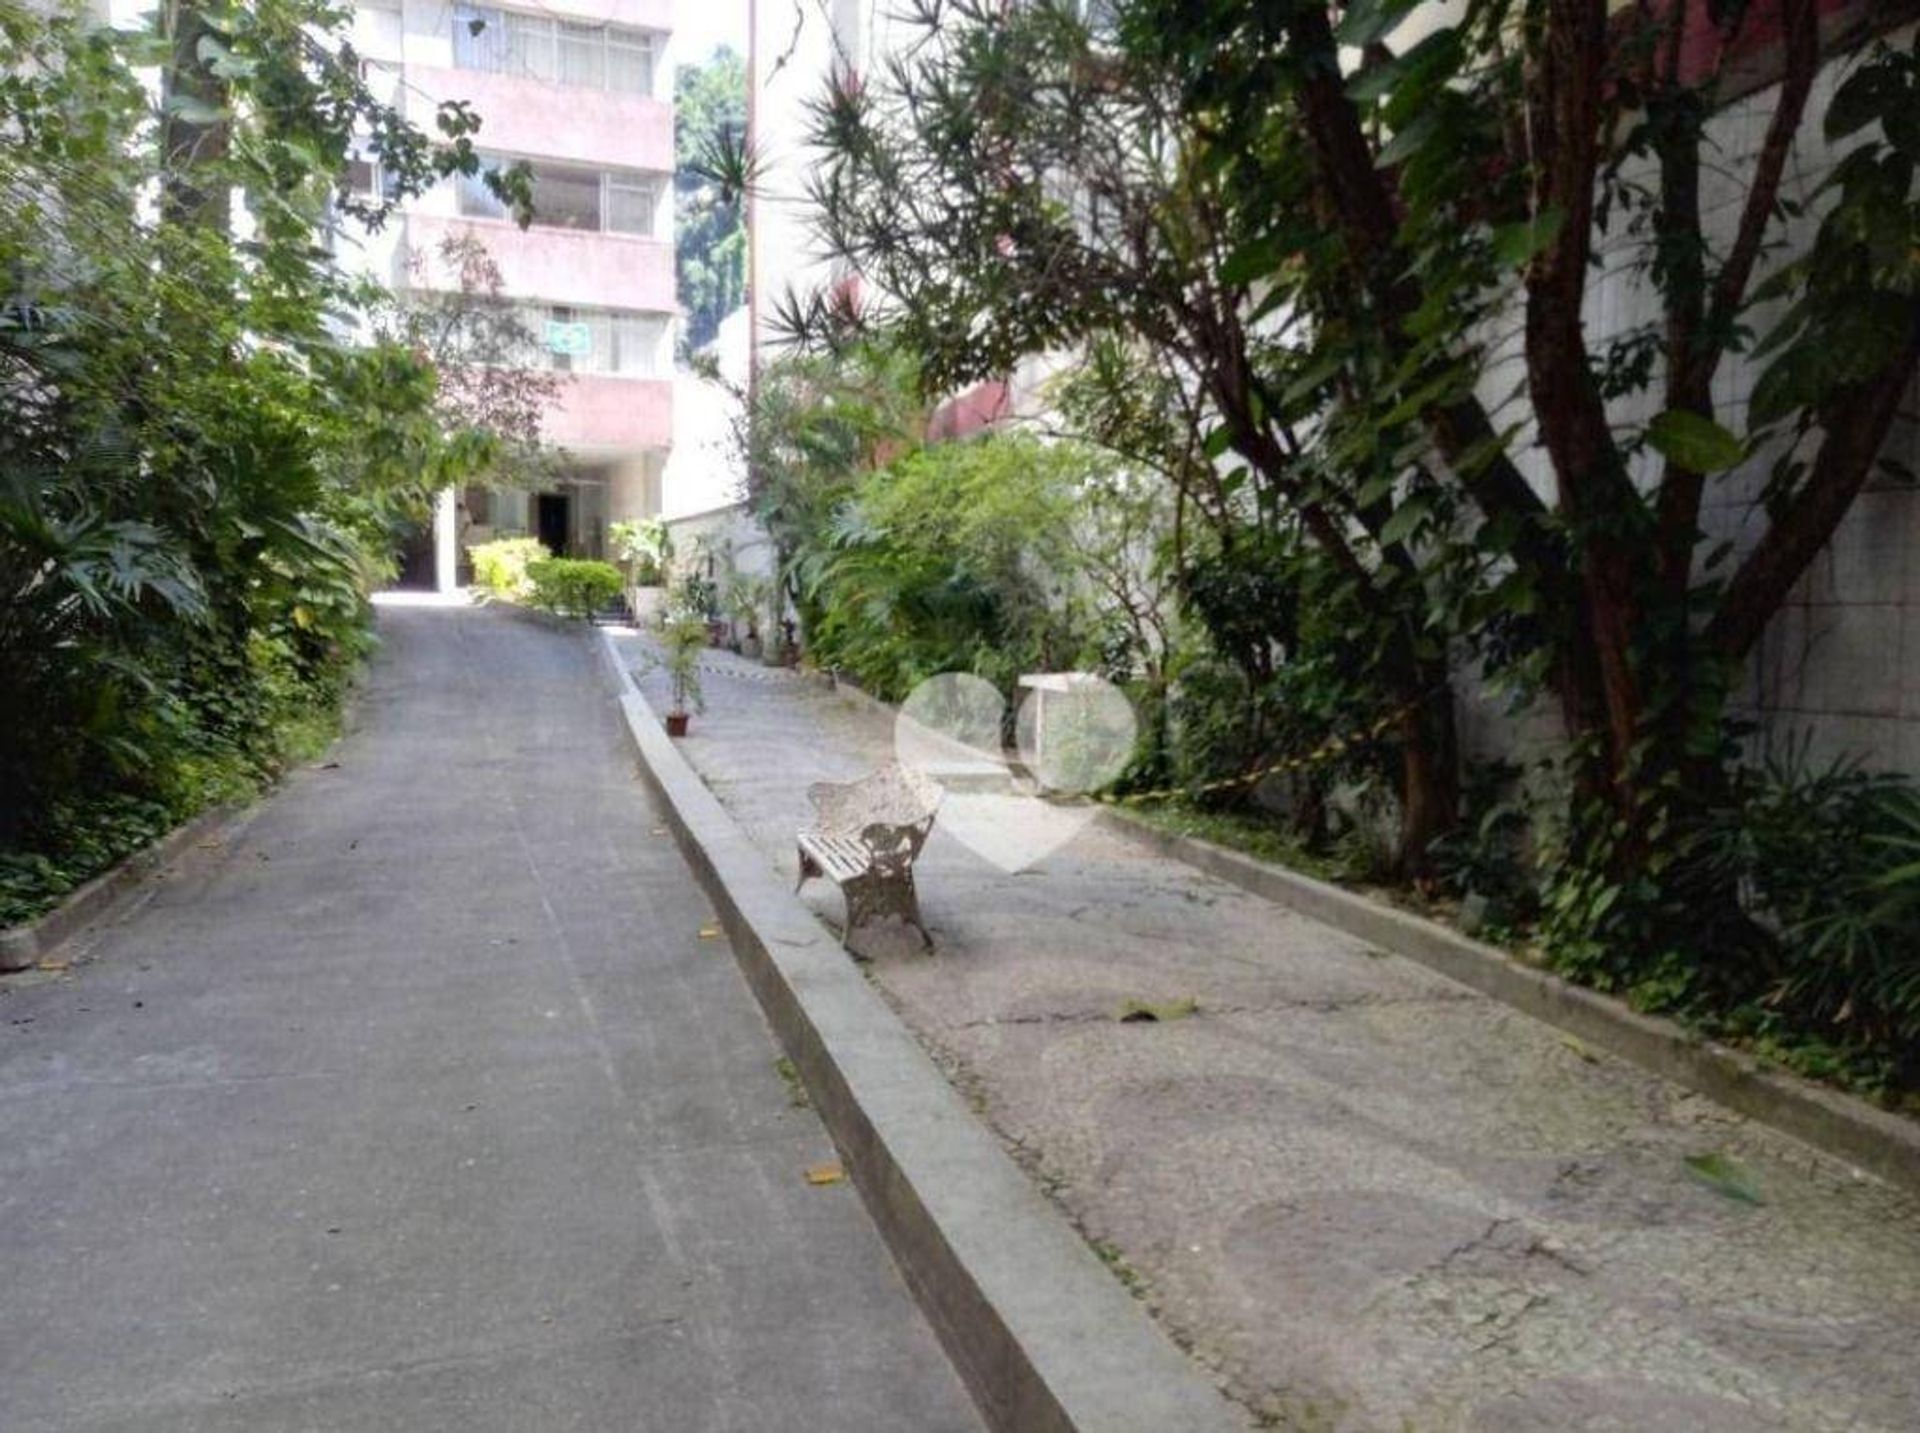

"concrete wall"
[1460,25,1920,776]
[663,503,777,584]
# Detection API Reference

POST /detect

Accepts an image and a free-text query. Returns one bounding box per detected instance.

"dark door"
[536,493,570,555]
[394,519,435,589]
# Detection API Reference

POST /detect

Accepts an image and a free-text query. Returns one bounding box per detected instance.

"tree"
[797,0,1920,906]
[0,0,523,872]
[675,46,747,353]
[799,0,1467,870]
[388,234,565,491]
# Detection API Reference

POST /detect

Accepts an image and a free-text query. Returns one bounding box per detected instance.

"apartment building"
[347,0,676,589]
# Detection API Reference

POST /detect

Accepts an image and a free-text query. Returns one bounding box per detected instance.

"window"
[512,305,667,376]
[459,153,662,236]
[558,22,604,88]
[504,10,556,81]
[455,166,511,220]
[454,5,658,96]
[452,4,504,69]
[610,315,665,376]
[606,31,655,95]
[532,163,602,230]
[605,175,656,236]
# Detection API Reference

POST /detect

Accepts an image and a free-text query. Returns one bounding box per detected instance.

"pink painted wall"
[928,380,1011,441]
[406,214,674,313]
[532,0,670,28]
[541,373,672,450]
[407,65,671,175]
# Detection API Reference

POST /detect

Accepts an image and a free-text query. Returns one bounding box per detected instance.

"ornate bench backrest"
[806,764,942,868]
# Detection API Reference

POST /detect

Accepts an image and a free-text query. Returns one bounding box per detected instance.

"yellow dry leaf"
[697,924,722,940]
[1558,1034,1599,1064]
[35,959,69,973]
[804,1162,845,1186]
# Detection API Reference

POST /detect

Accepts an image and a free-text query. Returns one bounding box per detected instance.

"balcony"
[404,64,671,175]
[542,372,672,453]
[404,213,674,314]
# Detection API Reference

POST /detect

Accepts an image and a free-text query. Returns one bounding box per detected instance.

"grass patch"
[774,1056,811,1108]
[1121,800,1363,885]
[1088,1235,1148,1298]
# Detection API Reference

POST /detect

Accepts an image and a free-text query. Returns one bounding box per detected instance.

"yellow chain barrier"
[1096,697,1420,808]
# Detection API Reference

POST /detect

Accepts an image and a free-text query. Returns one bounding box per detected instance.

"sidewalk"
[619,631,1920,1431]
[0,604,979,1433]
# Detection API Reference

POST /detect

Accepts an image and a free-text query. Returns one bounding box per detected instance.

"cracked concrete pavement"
[621,631,1920,1431]
[0,602,980,1432]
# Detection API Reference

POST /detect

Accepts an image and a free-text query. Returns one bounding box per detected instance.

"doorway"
[536,492,570,556]
[393,519,435,589]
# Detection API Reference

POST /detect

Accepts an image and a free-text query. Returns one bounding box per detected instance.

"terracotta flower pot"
[665,711,690,737]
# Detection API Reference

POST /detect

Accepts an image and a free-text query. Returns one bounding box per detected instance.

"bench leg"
[795,844,818,894]
[841,870,932,953]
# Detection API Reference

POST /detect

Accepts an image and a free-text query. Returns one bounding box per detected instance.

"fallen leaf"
[35,959,69,973]
[1119,996,1198,1024]
[697,924,722,940]
[651,826,669,836]
[1684,1151,1763,1205]
[804,1162,845,1186]
[1559,1034,1599,1064]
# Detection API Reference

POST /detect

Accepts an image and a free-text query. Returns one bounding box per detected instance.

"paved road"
[0,600,979,1433]
[622,631,1920,1432]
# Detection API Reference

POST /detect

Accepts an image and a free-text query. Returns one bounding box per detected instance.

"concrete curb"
[0,803,244,972]
[1096,805,1920,1198]
[594,631,1245,1433]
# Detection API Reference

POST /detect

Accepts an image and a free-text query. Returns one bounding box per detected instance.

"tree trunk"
[160,0,230,233]
[1396,673,1459,879]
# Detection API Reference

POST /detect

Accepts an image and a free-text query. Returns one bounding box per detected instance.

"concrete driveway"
[0,599,979,1432]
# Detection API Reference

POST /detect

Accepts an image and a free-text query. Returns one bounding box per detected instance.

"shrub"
[609,518,670,586]
[525,557,623,619]
[471,537,549,599]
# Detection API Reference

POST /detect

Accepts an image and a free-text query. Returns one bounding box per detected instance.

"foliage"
[470,537,550,600]
[0,0,522,890]
[660,614,708,715]
[609,517,670,584]
[722,570,770,636]
[1627,753,1920,1090]
[385,234,564,490]
[675,46,747,353]
[525,557,622,618]
[789,0,1920,1081]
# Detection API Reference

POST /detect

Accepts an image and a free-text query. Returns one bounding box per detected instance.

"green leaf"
[1683,1152,1763,1204]
[1335,0,1422,49]
[162,93,224,124]
[1374,105,1442,170]
[1221,235,1281,289]
[1379,495,1429,546]
[1645,410,1746,473]
[1488,210,1564,268]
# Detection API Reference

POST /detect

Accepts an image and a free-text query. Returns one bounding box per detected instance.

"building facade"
[347,0,676,588]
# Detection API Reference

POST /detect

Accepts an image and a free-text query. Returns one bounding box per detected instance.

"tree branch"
[1708,316,1920,662]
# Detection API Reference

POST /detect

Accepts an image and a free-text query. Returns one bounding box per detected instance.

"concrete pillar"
[433,486,458,593]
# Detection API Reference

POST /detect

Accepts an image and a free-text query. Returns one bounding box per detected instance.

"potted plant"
[725,573,766,660]
[610,518,671,625]
[661,614,706,737]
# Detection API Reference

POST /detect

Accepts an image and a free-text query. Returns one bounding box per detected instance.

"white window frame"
[454,5,661,96]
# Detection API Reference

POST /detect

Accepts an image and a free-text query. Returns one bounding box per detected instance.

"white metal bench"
[795,762,941,950]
